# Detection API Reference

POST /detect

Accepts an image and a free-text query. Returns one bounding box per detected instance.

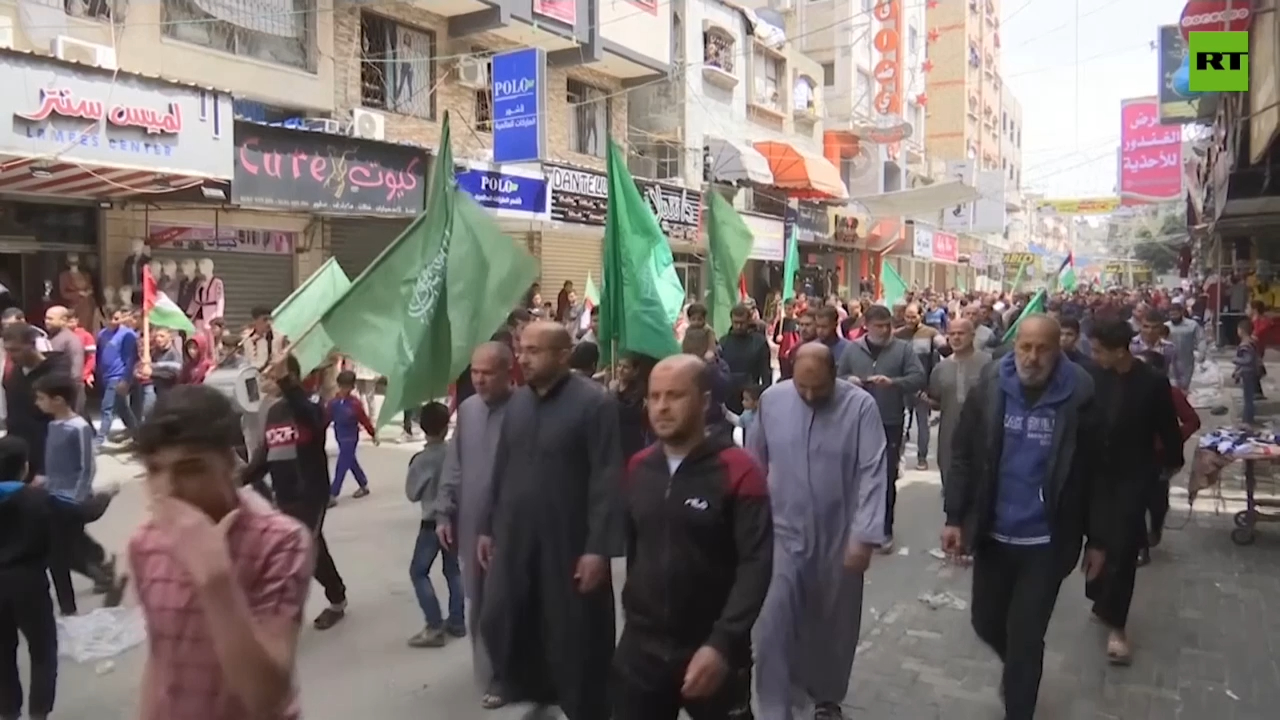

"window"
[66,0,116,21]
[472,47,495,133]
[1016,129,1021,148]
[908,26,918,54]
[822,63,835,87]
[912,102,925,136]
[1001,112,1007,132]
[162,0,315,71]
[360,13,436,120]
[856,69,874,115]
[752,48,782,110]
[633,141,681,180]
[704,30,735,73]
[568,79,610,158]
[968,43,981,68]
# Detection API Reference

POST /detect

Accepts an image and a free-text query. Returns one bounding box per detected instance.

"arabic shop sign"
[491,48,547,163]
[231,122,426,215]
[0,53,233,179]
[547,164,702,241]
[870,0,908,153]
[455,164,550,220]
[785,202,832,244]
[1118,97,1183,204]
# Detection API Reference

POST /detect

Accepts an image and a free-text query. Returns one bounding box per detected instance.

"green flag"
[584,272,600,306]
[272,257,350,375]
[881,261,907,307]
[320,113,538,426]
[1008,261,1027,291]
[599,139,682,365]
[781,226,799,301]
[705,191,755,336]
[1001,289,1047,344]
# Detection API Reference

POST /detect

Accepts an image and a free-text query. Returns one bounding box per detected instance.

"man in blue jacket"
[93,308,139,448]
[940,314,1108,720]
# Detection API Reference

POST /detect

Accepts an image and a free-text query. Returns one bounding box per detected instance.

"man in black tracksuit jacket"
[614,425,773,720]
[243,356,349,630]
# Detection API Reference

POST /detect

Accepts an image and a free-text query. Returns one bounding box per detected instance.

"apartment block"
[924,0,1002,170]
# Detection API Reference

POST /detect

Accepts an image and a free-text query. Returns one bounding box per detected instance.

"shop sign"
[1003,252,1035,271]
[455,164,550,220]
[533,0,576,24]
[232,122,426,215]
[912,225,933,259]
[0,54,232,178]
[739,211,785,262]
[932,230,959,263]
[147,223,295,255]
[491,48,547,163]
[547,164,702,242]
[870,1,908,152]
[1179,1,1253,41]
[784,202,831,244]
[1119,97,1183,204]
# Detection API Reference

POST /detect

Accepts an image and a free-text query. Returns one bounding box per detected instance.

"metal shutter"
[538,232,601,303]
[148,250,293,329]
[329,218,412,278]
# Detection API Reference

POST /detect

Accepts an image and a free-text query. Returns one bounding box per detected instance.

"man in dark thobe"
[477,321,624,720]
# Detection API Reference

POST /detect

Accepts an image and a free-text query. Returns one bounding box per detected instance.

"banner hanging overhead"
[1118,96,1183,204]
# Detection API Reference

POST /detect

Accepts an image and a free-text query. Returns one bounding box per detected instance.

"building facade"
[0,0,683,328]
[923,0,1002,172]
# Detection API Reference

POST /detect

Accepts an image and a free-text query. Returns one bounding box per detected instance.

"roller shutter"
[148,250,293,329]
[538,232,601,300]
[329,218,413,278]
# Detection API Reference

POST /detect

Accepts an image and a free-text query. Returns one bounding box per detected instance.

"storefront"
[739,211,786,308]
[0,50,234,329]
[787,202,841,297]
[543,163,703,300]
[230,121,429,280]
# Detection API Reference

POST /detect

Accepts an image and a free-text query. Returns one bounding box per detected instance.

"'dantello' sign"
[1189,31,1249,91]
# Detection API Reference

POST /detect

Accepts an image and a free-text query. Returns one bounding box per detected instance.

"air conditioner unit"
[300,117,342,134]
[0,18,13,50]
[52,36,118,70]
[456,56,489,90]
[350,108,386,141]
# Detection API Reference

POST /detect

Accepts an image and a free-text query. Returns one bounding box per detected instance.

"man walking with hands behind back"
[613,354,772,719]
[477,322,624,720]
[940,315,1108,720]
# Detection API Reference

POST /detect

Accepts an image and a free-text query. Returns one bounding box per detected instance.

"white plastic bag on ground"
[1193,360,1223,388]
[56,607,147,663]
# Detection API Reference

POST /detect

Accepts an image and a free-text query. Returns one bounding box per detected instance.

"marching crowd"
[0,279,1244,720]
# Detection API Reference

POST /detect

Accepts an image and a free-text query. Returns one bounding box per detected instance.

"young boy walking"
[0,436,58,720]
[327,370,378,507]
[33,374,127,614]
[405,402,464,648]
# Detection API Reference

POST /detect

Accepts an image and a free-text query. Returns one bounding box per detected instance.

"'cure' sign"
[231,122,427,215]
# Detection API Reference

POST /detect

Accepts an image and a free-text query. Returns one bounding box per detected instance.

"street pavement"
[27,423,1280,719]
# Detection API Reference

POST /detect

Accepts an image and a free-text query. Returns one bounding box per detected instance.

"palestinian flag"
[143,264,196,334]
[1056,253,1077,291]
[580,272,600,333]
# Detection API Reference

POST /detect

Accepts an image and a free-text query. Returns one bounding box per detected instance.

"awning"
[753,140,849,201]
[705,136,774,186]
[849,180,980,218]
[0,155,216,199]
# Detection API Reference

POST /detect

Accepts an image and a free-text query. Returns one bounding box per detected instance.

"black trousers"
[1086,508,1145,630]
[279,499,347,606]
[611,629,753,720]
[1145,470,1172,540]
[971,541,1064,720]
[48,503,110,616]
[883,424,905,538]
[0,570,58,718]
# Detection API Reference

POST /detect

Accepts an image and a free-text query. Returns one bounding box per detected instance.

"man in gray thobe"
[434,342,513,708]
[927,318,990,499]
[1165,301,1205,391]
[747,343,888,720]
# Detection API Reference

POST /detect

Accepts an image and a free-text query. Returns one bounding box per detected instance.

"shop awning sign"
[231,122,427,215]
[491,48,547,164]
[456,164,550,220]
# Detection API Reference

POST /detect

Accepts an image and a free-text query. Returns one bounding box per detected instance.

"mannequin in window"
[189,257,225,329]
[59,252,97,331]
[176,259,199,317]
[121,239,150,305]
[159,259,179,301]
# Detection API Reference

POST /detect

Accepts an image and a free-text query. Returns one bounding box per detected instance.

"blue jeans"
[95,380,137,443]
[409,521,464,629]
[330,439,367,496]
[1242,373,1258,424]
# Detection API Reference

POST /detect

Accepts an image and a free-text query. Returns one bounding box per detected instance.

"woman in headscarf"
[179,332,213,385]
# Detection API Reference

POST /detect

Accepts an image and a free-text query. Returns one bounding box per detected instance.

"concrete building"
[0,1,678,326]
[923,0,1002,172]
[1000,83,1022,203]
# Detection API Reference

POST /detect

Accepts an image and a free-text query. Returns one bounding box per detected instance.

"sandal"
[480,693,507,710]
[1106,634,1132,666]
